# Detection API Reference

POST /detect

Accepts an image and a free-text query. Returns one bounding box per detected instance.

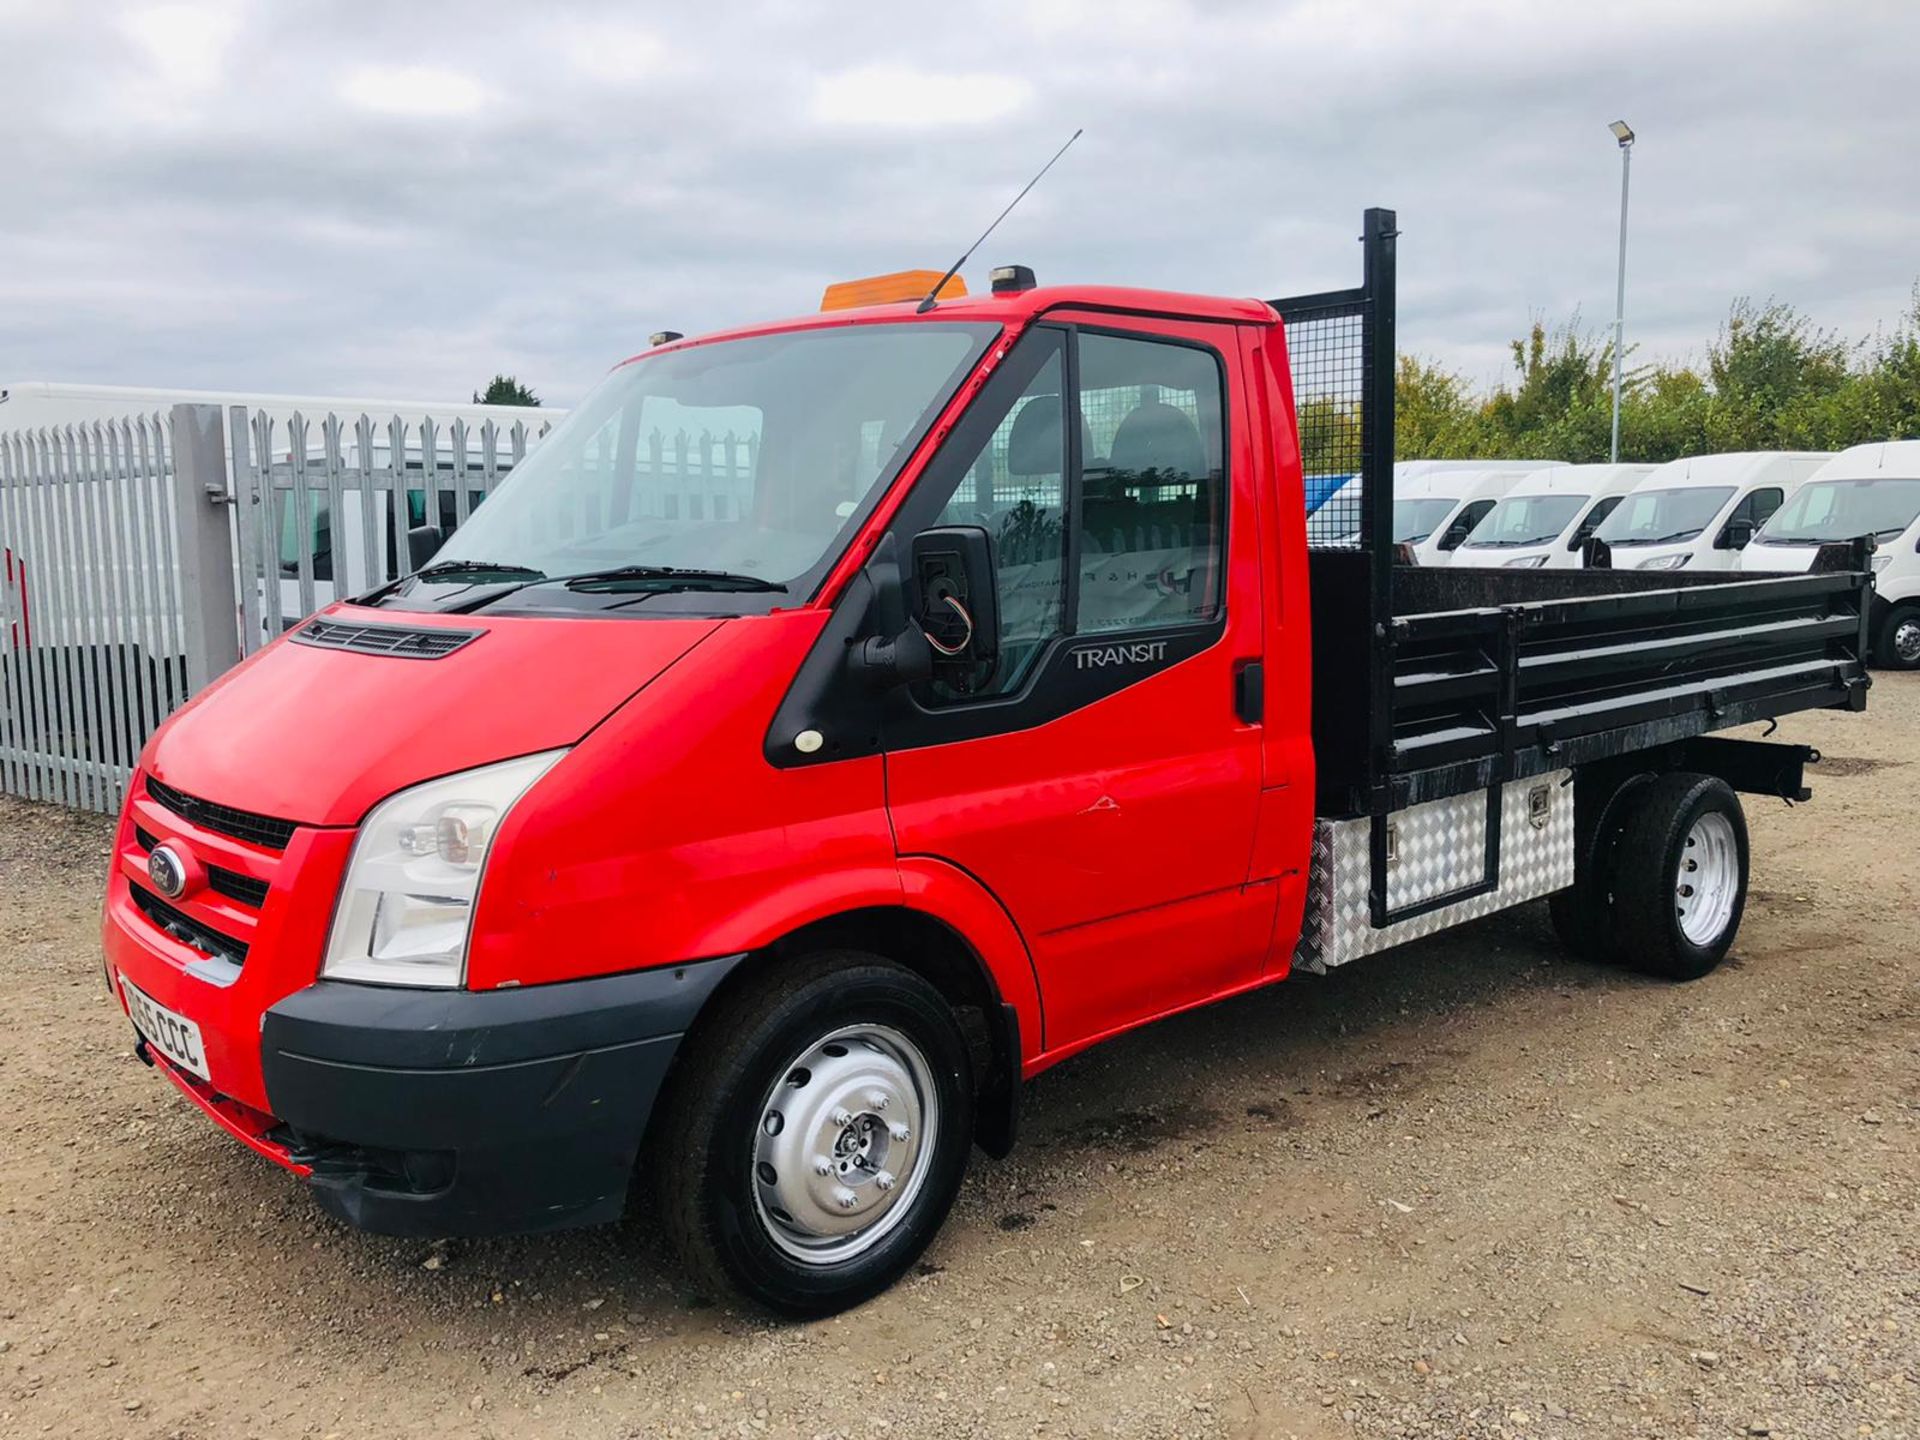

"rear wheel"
[1610,773,1749,980]
[1876,602,1920,670]
[652,951,974,1316]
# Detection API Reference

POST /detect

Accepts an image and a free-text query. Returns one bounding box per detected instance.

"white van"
[1740,440,1920,669]
[1314,460,1560,548]
[1449,463,1653,568]
[1591,452,1830,572]
[1398,467,1558,566]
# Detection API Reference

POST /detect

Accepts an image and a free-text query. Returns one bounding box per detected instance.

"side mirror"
[910,526,999,691]
[407,523,444,571]
[1583,536,1613,569]
[1720,517,1755,551]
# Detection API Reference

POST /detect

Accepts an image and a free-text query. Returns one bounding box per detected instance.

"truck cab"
[1449,463,1652,569]
[1396,468,1542,565]
[1740,440,1920,668]
[1592,451,1830,571]
[99,214,1873,1316]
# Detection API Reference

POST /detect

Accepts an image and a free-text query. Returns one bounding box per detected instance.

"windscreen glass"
[1594,486,1736,546]
[1459,493,1586,548]
[1392,497,1460,543]
[1758,478,1920,543]
[432,322,997,596]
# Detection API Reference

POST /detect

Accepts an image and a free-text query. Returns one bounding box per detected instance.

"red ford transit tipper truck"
[101,210,1873,1315]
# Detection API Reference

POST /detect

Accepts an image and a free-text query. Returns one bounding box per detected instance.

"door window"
[1720,487,1784,547]
[1568,494,1622,550]
[1437,499,1495,551]
[932,331,1070,696]
[1075,332,1226,633]
[915,326,1227,703]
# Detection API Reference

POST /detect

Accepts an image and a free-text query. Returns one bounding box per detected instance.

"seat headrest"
[1006,396,1065,478]
[1109,400,1207,481]
[1005,396,1095,478]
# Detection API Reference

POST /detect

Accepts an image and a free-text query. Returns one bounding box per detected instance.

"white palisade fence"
[0,403,555,813]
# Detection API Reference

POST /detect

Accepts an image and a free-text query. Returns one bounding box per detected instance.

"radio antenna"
[916,128,1083,314]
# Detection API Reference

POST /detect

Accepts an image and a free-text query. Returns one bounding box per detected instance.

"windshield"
[1757,477,1920,543]
[1594,486,1736,546]
[429,321,998,603]
[1393,497,1460,544]
[1460,493,1587,548]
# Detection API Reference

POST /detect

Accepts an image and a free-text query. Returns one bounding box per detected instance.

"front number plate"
[122,978,211,1082]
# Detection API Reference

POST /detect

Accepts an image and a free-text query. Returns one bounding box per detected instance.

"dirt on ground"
[2,679,1916,1440]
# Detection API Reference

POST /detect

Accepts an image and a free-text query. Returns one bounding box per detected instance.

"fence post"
[168,403,241,695]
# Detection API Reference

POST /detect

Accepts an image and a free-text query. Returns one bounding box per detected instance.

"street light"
[1609,120,1635,462]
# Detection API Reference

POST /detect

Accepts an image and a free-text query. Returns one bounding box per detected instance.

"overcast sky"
[4,0,1918,408]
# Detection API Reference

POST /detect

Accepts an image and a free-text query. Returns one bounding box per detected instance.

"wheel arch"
[655,865,1040,1160]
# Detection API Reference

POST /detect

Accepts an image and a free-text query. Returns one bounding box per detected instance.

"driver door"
[881,320,1272,1053]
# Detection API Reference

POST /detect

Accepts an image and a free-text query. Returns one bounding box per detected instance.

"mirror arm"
[851,625,933,689]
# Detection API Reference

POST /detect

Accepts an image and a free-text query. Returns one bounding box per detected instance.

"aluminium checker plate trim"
[1293,770,1574,973]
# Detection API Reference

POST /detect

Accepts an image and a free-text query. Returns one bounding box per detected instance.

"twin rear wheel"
[1550,771,1751,980]
[651,951,975,1317]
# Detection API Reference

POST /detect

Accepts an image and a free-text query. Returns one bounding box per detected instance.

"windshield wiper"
[357,558,546,605]
[558,565,786,594]
[445,564,787,613]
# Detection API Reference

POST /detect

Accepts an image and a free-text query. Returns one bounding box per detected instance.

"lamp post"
[1609,119,1635,463]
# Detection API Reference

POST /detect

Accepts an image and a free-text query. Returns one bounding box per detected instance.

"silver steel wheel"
[1675,811,1739,946]
[750,1024,938,1265]
[1894,616,1920,666]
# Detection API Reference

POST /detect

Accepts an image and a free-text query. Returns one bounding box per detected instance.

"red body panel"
[102,285,1317,1125]
[145,609,721,826]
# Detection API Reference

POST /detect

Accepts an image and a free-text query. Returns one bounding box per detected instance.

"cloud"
[810,63,1033,129]
[0,0,1915,410]
[339,64,489,119]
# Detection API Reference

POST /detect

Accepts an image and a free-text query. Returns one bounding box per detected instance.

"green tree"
[473,374,540,407]
[1394,355,1486,460]
[1702,299,1849,450]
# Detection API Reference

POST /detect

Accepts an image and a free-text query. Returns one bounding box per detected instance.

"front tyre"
[1611,773,1749,981]
[1876,601,1920,670]
[652,952,974,1316]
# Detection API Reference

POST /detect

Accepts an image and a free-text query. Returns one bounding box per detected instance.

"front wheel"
[1876,602,1920,670]
[651,952,974,1316]
[1611,773,1749,980]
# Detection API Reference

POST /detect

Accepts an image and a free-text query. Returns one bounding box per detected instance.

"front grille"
[130,884,249,965]
[132,824,270,910]
[292,617,481,660]
[144,778,297,852]
[208,867,271,909]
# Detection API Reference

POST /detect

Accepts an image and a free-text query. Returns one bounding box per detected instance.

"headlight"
[1504,554,1550,568]
[323,750,565,987]
[1637,553,1690,571]
[1871,554,1892,572]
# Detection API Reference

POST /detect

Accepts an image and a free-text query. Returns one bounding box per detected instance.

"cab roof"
[1500,462,1653,498]
[1807,440,1920,482]
[620,285,1279,367]
[1637,451,1832,488]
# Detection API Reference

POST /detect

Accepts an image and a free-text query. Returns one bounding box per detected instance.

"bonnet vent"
[291,618,482,659]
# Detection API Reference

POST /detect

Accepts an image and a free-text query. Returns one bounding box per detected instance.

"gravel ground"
[1,679,1916,1439]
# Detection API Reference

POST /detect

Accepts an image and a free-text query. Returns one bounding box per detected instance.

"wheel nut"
[831,1107,853,1127]
[874,1170,896,1192]
[813,1157,832,1177]
[867,1091,890,1111]
[834,1187,858,1210]
[889,1122,911,1142]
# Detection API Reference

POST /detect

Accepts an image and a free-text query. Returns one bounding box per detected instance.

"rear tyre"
[652,951,974,1317]
[1610,773,1749,981]
[1876,602,1920,670]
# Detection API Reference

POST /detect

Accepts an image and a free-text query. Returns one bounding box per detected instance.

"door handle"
[1234,660,1264,724]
